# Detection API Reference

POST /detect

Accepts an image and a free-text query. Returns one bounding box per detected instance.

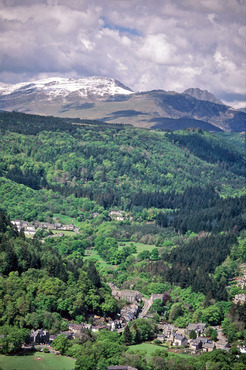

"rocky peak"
[183,88,224,105]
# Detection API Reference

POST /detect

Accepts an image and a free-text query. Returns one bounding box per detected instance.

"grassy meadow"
[0,353,76,370]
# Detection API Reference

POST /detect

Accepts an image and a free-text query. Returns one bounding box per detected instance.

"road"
[138,297,152,318]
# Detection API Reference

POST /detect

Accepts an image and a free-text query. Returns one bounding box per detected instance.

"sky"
[0,0,245,108]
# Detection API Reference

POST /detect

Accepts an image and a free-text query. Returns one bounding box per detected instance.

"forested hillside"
[0,210,117,332]
[0,111,245,368]
[0,111,245,217]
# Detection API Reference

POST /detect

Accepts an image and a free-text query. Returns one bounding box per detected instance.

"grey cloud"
[0,0,245,107]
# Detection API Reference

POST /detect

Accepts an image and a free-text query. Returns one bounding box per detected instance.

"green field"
[84,242,157,268]
[128,343,196,359]
[0,353,76,370]
[51,230,75,237]
[127,342,163,357]
[84,249,116,269]
[53,214,81,227]
[119,242,157,255]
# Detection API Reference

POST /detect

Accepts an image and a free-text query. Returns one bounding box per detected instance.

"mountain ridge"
[183,87,224,105]
[0,76,245,132]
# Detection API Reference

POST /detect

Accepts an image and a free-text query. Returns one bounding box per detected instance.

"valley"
[0,110,245,369]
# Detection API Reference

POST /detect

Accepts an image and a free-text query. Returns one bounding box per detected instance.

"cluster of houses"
[235,274,246,289]
[234,294,246,304]
[27,319,230,354]
[156,322,230,353]
[11,219,79,236]
[25,286,231,354]
[109,211,133,222]
[231,269,246,304]
[110,285,143,322]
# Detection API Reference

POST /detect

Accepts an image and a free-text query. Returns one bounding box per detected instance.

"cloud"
[0,0,245,107]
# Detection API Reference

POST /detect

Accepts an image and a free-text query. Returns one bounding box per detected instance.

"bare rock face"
[183,88,224,105]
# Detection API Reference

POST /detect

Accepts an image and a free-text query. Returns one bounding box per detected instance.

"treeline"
[0,110,127,136]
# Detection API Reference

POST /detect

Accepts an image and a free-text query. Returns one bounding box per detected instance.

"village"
[22,285,236,356]
[11,210,131,237]
[11,219,80,236]
[10,219,246,358]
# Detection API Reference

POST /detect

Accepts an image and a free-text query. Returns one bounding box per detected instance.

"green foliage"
[51,334,71,355]
[0,112,244,225]
[162,233,237,298]
[0,325,29,354]
[0,210,117,332]
[129,319,157,343]
[200,304,224,326]
[150,299,165,314]
[210,329,218,341]
[189,329,197,339]
[123,325,132,345]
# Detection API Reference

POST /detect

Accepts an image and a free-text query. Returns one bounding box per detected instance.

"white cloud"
[137,34,177,65]
[0,0,245,107]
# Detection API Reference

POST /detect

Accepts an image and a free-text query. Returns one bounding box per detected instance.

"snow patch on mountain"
[0,76,134,98]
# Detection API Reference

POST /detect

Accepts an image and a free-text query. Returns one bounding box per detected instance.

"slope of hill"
[0,111,244,224]
[1,111,245,365]
[0,77,245,132]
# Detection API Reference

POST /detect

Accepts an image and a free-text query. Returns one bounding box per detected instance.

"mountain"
[183,88,224,105]
[0,76,133,99]
[0,77,245,132]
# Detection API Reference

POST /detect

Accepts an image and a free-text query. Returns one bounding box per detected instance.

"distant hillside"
[0,111,244,223]
[0,77,245,132]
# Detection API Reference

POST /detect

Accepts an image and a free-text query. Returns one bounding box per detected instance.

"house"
[187,323,206,337]
[109,211,124,217]
[238,345,246,354]
[234,294,246,304]
[68,323,84,338]
[81,323,92,330]
[67,224,75,231]
[91,324,106,332]
[25,225,36,235]
[109,211,126,221]
[170,333,188,347]
[11,220,22,231]
[41,222,53,230]
[121,303,139,322]
[106,320,124,331]
[158,323,175,340]
[173,333,188,346]
[112,289,142,303]
[190,337,215,353]
[150,293,165,303]
[215,341,230,351]
[58,331,73,339]
[56,232,65,237]
[156,334,165,342]
[189,339,203,352]
[29,329,49,344]
[203,341,215,352]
